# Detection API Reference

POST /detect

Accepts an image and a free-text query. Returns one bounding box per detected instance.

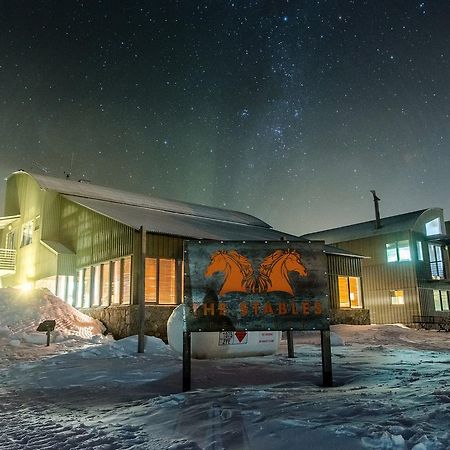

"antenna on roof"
[370,190,382,229]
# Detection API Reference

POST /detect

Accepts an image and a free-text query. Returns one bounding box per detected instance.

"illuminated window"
[425,218,442,236]
[416,241,424,261]
[159,259,176,304]
[433,290,450,312]
[338,276,361,308]
[111,260,121,304]
[145,258,157,302]
[21,221,33,247]
[145,257,177,304]
[83,267,91,308]
[92,265,101,306]
[386,240,411,262]
[5,230,16,249]
[390,290,404,305]
[429,244,445,279]
[101,263,110,306]
[121,256,131,305]
[76,270,83,308]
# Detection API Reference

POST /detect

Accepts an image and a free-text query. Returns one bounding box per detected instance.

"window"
[159,259,176,304]
[416,241,424,261]
[76,270,83,308]
[429,244,445,279]
[111,260,121,304]
[121,256,131,305]
[83,267,91,308]
[386,240,411,262]
[21,221,33,246]
[5,230,16,249]
[92,265,101,306]
[425,218,442,236]
[338,276,361,308]
[145,258,157,302]
[145,257,177,304]
[101,263,110,306]
[390,290,405,305]
[433,290,450,312]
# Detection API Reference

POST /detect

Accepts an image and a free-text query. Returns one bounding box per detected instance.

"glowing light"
[20,282,33,292]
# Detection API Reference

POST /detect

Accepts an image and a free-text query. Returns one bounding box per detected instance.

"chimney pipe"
[370,190,382,229]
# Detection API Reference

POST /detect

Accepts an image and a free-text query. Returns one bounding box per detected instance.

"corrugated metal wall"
[326,254,362,309]
[59,197,134,268]
[333,232,421,324]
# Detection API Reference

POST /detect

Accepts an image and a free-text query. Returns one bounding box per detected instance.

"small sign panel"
[184,240,329,332]
[219,331,249,345]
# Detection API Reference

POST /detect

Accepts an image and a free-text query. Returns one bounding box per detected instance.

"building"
[303,207,450,325]
[0,171,368,339]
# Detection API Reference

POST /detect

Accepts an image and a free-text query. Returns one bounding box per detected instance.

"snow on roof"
[64,194,295,241]
[302,209,431,244]
[19,171,270,228]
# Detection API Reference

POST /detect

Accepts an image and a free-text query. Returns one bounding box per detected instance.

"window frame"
[386,240,411,263]
[21,220,34,247]
[390,289,405,305]
[337,275,362,309]
[433,290,450,312]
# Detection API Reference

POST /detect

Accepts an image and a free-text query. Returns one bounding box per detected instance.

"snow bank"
[0,288,106,345]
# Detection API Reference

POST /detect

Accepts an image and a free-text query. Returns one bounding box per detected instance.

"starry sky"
[1,1,450,235]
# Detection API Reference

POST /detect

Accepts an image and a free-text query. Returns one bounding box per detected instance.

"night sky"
[1,1,450,234]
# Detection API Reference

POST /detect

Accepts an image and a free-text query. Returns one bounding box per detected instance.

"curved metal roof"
[11,171,270,228]
[302,209,440,243]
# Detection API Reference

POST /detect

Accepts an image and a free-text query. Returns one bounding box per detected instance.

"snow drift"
[0,288,106,345]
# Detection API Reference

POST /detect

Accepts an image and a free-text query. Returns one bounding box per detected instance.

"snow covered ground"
[0,288,449,449]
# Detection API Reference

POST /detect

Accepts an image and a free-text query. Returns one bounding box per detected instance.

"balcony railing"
[0,248,16,275]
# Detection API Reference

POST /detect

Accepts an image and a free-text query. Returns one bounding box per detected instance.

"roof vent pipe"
[370,190,382,229]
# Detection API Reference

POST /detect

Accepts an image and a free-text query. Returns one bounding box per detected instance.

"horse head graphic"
[205,249,308,297]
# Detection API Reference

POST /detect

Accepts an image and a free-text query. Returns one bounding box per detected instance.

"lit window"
[386,240,411,262]
[338,276,361,308]
[398,240,411,261]
[6,230,16,249]
[83,267,91,308]
[416,241,424,261]
[101,263,110,306]
[21,221,33,246]
[159,259,176,304]
[145,258,157,302]
[390,290,405,305]
[425,218,442,236]
[92,265,101,306]
[429,244,445,279]
[145,258,177,304]
[121,256,132,305]
[433,290,449,312]
[111,260,121,304]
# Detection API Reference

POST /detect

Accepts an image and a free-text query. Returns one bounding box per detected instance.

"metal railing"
[0,248,16,272]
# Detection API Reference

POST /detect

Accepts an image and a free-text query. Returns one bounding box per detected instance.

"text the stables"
[192,300,323,318]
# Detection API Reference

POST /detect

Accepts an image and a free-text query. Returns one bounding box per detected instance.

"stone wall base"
[82,305,371,341]
[330,308,371,325]
[82,304,177,341]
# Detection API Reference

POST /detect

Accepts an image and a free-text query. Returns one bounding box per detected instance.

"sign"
[219,331,248,345]
[183,240,329,333]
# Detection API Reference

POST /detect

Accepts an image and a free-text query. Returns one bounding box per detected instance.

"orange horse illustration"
[204,250,256,296]
[258,250,307,296]
[205,249,308,296]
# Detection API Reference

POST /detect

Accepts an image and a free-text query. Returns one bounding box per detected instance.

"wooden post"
[46,330,51,347]
[287,330,295,358]
[138,226,146,353]
[183,331,191,392]
[321,329,333,387]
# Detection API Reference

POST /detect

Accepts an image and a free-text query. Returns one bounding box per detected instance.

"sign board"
[183,240,329,333]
